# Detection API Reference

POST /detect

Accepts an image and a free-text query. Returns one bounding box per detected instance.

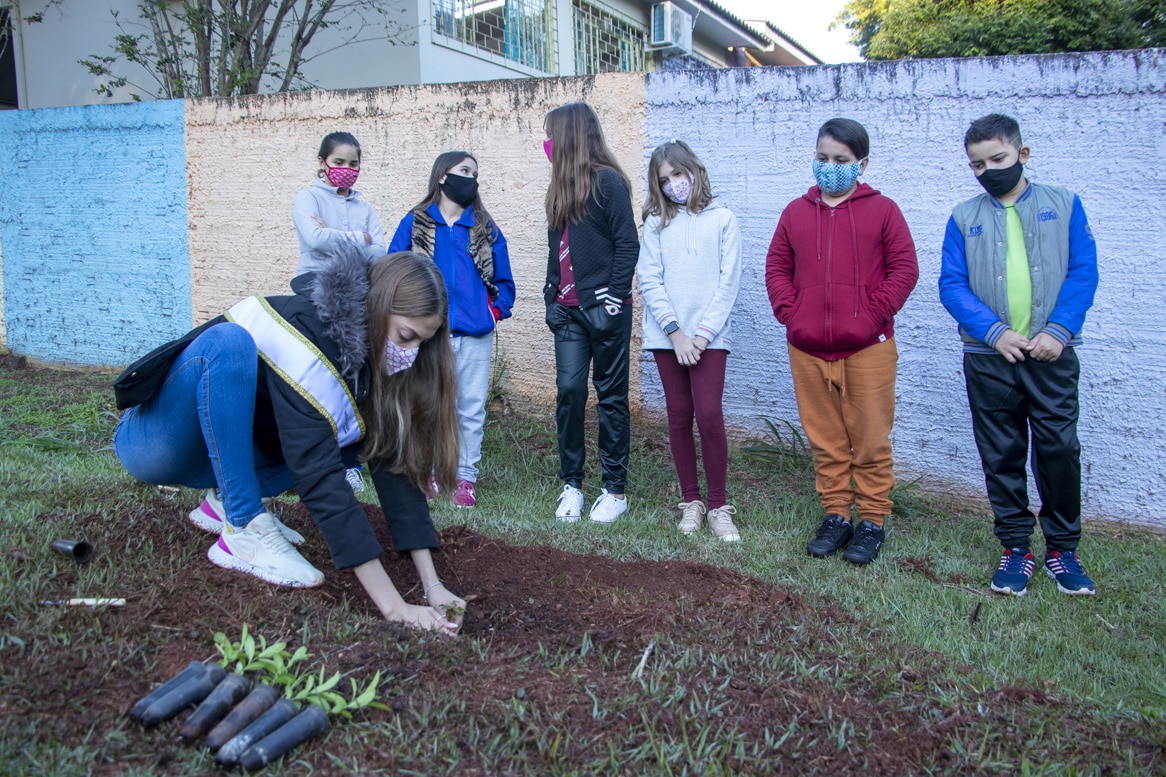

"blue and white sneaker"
[1044,550,1096,595]
[990,548,1035,596]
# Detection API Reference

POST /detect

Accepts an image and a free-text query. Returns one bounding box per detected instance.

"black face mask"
[441,173,479,207]
[976,160,1024,198]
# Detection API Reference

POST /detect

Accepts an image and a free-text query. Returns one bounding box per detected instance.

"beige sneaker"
[677,500,706,534]
[707,505,740,542]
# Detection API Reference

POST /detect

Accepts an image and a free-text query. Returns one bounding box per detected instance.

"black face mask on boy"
[441,173,479,207]
[976,160,1024,198]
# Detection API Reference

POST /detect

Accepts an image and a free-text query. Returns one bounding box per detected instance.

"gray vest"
[950,182,1077,345]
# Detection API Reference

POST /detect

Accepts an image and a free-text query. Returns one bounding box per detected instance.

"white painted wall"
[643,51,1166,526]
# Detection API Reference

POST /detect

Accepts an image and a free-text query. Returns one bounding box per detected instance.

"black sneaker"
[842,520,885,565]
[806,514,853,557]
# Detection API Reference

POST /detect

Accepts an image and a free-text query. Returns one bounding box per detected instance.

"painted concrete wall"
[643,50,1166,526]
[182,73,645,408]
[0,100,191,365]
[1,50,1163,526]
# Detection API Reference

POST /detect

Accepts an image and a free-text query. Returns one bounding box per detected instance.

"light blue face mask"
[812,159,864,196]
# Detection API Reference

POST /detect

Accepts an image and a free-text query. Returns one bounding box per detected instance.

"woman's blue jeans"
[114,323,295,527]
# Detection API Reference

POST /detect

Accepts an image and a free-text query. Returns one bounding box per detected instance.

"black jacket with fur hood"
[114,250,437,569]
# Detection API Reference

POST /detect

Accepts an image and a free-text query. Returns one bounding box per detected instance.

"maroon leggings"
[651,349,729,508]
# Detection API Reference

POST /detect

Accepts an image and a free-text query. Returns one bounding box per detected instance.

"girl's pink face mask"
[543,138,553,161]
[383,338,419,376]
[325,164,360,190]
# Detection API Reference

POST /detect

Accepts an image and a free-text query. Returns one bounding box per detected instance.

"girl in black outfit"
[542,102,640,524]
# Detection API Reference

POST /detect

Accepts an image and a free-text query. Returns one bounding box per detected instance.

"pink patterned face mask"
[383,337,419,376]
[662,175,692,205]
[324,164,360,190]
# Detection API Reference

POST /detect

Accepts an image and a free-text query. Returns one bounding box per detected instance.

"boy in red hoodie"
[766,118,919,565]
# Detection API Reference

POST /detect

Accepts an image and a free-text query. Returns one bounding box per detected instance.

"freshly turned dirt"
[5,503,1143,777]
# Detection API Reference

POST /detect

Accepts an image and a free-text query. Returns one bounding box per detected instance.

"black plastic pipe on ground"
[239,703,330,771]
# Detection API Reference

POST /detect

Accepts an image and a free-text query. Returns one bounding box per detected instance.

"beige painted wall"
[184,73,647,410]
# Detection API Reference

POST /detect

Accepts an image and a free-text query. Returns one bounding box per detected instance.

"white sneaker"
[207,513,324,587]
[589,489,628,524]
[708,505,741,542]
[554,484,584,523]
[677,500,707,534]
[189,489,305,545]
[345,467,366,492]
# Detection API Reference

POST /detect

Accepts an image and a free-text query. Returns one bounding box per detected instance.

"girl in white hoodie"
[638,140,743,541]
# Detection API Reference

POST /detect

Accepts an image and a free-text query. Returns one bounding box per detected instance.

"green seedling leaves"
[212,626,386,720]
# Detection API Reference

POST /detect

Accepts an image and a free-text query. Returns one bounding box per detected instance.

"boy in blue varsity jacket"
[939,114,1099,597]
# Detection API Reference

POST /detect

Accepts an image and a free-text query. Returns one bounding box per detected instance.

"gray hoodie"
[638,201,742,351]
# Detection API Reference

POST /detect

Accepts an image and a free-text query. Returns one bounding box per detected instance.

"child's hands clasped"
[995,329,1064,363]
[993,329,1029,363]
[670,330,708,366]
[1024,332,1064,362]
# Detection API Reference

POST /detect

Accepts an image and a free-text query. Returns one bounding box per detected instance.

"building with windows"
[2,0,818,109]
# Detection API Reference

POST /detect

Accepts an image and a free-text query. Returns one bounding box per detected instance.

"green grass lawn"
[1,359,1164,775]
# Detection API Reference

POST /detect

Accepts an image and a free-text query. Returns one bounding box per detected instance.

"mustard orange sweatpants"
[787,338,898,526]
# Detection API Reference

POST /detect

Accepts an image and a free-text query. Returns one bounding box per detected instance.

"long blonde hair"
[643,140,715,230]
[361,252,459,494]
[544,102,630,230]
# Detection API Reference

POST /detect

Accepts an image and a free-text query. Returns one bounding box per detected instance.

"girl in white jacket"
[638,140,742,541]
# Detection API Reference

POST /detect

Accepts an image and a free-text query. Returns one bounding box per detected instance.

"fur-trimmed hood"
[291,243,370,380]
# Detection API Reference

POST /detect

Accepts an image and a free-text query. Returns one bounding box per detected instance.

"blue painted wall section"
[0,100,191,366]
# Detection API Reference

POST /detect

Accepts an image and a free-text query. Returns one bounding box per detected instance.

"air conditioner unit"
[649,2,693,54]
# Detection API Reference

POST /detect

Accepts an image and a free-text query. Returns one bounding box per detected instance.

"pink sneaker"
[451,479,477,508]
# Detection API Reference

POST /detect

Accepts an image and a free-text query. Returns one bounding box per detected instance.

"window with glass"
[654,49,721,71]
[433,0,555,73]
[572,0,646,74]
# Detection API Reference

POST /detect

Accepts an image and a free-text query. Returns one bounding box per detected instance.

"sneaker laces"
[345,467,366,492]
[1047,550,1084,575]
[709,505,736,526]
[848,523,880,551]
[813,516,846,542]
[999,549,1034,574]
[250,517,298,557]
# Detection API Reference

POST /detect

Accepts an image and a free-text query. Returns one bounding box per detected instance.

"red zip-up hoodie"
[766,183,918,361]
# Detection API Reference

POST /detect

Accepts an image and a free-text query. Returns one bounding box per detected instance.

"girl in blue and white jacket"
[389,151,515,508]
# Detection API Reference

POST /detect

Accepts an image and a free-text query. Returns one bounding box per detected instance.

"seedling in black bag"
[179,672,250,741]
[138,663,226,727]
[205,683,280,752]
[215,697,299,766]
[130,660,206,721]
[239,703,330,771]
